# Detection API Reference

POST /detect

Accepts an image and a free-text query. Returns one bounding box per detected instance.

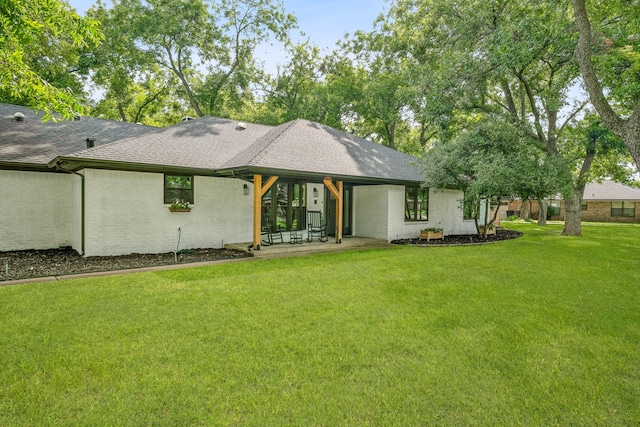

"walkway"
[225,236,392,259]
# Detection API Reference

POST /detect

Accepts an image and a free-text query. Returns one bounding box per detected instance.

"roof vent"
[86,138,95,148]
[181,116,196,122]
[236,122,247,131]
[73,113,82,121]
[13,112,25,122]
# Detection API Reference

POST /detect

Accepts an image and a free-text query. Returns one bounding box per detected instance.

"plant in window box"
[420,227,444,241]
[169,200,191,212]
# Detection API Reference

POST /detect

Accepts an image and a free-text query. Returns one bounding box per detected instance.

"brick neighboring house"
[506,181,640,223]
[1,103,479,256]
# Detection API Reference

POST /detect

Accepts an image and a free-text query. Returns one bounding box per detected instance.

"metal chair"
[307,210,327,242]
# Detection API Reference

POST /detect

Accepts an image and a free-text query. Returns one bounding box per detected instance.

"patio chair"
[261,220,283,245]
[307,210,328,242]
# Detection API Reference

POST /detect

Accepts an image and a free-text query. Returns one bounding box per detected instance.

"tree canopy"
[1,0,102,119]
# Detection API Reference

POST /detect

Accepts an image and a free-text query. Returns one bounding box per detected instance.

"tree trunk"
[520,199,531,220]
[538,199,549,226]
[117,103,127,122]
[562,190,583,236]
[573,0,640,169]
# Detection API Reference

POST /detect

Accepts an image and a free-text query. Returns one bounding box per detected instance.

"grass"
[1,222,639,425]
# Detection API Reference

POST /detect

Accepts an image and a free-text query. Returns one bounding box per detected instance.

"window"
[611,201,635,217]
[262,180,306,231]
[463,198,476,220]
[405,187,428,221]
[581,200,588,210]
[549,200,561,216]
[164,174,193,204]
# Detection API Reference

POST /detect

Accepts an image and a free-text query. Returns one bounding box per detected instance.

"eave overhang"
[48,157,220,177]
[0,161,55,173]
[217,166,425,187]
[47,157,426,187]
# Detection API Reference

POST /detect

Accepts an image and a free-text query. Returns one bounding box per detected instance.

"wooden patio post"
[323,177,343,244]
[336,180,343,243]
[253,174,279,250]
[253,174,262,250]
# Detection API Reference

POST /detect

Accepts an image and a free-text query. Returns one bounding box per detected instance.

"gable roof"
[583,180,640,201]
[0,103,157,170]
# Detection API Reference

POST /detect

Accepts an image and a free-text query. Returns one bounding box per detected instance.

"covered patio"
[225,236,392,259]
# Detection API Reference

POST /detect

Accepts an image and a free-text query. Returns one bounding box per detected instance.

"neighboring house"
[1,103,477,256]
[506,181,640,223]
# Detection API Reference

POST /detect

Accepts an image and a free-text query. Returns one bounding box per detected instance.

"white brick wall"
[429,189,477,235]
[354,185,477,241]
[83,169,253,256]
[353,185,390,239]
[1,168,480,255]
[0,170,75,251]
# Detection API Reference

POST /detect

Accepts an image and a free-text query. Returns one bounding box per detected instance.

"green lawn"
[1,223,639,425]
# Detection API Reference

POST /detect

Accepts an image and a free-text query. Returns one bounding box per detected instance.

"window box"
[169,201,191,212]
[420,228,444,241]
[169,206,191,213]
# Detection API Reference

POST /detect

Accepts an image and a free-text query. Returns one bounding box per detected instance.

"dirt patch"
[391,228,523,246]
[0,248,250,282]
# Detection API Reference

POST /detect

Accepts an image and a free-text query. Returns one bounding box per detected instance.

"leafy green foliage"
[0,0,102,119]
[421,115,565,209]
[81,0,296,122]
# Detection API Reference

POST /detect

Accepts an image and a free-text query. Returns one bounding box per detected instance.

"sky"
[67,0,389,72]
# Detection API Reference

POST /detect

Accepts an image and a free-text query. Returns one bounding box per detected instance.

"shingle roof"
[61,116,273,170]
[221,118,424,183]
[55,116,424,183]
[2,102,424,184]
[583,180,640,200]
[0,103,157,167]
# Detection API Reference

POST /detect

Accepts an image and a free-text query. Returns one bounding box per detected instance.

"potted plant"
[169,200,191,212]
[420,227,444,241]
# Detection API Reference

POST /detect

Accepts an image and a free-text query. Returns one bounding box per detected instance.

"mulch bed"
[0,247,250,282]
[391,228,523,246]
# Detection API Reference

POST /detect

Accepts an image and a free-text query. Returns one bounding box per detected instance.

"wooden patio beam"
[261,175,279,197]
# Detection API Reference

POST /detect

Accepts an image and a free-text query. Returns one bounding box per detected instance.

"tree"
[376,0,628,236]
[135,0,296,117]
[80,0,182,125]
[248,41,326,125]
[0,0,102,119]
[573,0,640,169]
[421,116,563,237]
[81,0,295,121]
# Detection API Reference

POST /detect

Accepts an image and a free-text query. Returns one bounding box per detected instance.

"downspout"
[73,171,86,255]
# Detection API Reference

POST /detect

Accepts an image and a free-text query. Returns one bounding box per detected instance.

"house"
[1,103,476,256]
[505,181,640,223]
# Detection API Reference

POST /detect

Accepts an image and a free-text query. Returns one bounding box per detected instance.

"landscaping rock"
[0,247,249,282]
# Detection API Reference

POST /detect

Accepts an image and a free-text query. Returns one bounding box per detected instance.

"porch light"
[243,183,250,195]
